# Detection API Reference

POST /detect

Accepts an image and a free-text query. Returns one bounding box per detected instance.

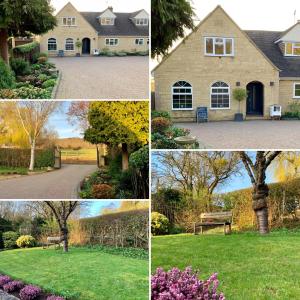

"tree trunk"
[0,29,9,64]
[61,226,69,252]
[121,143,129,170]
[252,183,269,234]
[29,139,36,171]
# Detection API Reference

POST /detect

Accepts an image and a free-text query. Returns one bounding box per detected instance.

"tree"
[151,0,195,58]
[84,101,149,170]
[0,0,56,63]
[233,88,247,114]
[239,151,281,234]
[13,101,60,170]
[66,101,90,132]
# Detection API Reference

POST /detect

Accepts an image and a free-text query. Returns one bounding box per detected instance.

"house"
[153,6,300,121]
[39,2,149,56]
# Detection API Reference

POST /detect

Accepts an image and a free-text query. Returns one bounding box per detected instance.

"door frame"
[81,37,91,55]
[246,81,264,116]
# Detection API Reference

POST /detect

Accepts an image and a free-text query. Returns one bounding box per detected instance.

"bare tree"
[14,101,60,170]
[239,151,281,234]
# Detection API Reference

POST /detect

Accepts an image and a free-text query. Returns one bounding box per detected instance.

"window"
[62,17,76,26]
[172,81,193,110]
[294,83,300,98]
[136,18,148,26]
[285,42,300,56]
[135,38,144,45]
[47,38,57,51]
[205,37,234,56]
[211,81,230,109]
[101,18,114,25]
[65,38,74,51]
[105,38,119,46]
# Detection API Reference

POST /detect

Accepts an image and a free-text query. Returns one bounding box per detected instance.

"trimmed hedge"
[13,42,40,63]
[0,148,55,168]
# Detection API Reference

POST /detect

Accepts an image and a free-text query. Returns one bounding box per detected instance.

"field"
[152,231,300,300]
[0,247,148,300]
[61,148,97,164]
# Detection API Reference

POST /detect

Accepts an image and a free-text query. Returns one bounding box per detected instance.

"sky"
[81,201,121,218]
[50,0,150,14]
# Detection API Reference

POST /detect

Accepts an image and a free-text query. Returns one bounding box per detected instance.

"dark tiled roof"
[80,11,149,36]
[245,30,300,78]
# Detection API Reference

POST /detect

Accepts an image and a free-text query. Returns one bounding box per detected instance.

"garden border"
[50,70,62,99]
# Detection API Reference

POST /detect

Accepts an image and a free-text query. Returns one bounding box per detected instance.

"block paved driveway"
[0,164,97,199]
[177,120,300,149]
[50,56,149,99]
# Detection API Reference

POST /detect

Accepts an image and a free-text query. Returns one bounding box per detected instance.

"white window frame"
[62,17,76,26]
[135,38,144,45]
[171,81,193,111]
[204,37,234,56]
[65,38,74,51]
[210,81,231,110]
[101,17,115,25]
[47,38,57,51]
[136,18,149,26]
[105,38,119,46]
[285,42,300,56]
[293,83,300,98]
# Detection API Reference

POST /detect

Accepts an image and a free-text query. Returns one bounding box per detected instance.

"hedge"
[0,148,55,168]
[69,209,149,249]
[12,42,40,63]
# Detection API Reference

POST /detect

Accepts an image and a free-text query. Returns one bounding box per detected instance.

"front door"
[82,38,91,55]
[246,81,264,115]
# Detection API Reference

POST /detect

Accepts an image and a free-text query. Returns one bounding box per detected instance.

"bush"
[10,58,31,76]
[37,73,51,82]
[0,58,15,89]
[151,110,171,120]
[151,212,169,235]
[92,184,114,199]
[0,88,17,99]
[32,52,48,63]
[152,117,171,134]
[137,51,149,56]
[19,285,42,300]
[0,275,11,287]
[152,132,178,149]
[151,267,225,300]
[116,52,127,56]
[3,280,24,293]
[42,79,56,89]
[16,235,36,248]
[3,231,19,249]
[38,56,48,64]
[165,126,190,139]
[13,86,51,99]
[14,42,39,54]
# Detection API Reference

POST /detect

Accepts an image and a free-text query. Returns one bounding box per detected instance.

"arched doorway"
[246,81,264,115]
[82,38,91,55]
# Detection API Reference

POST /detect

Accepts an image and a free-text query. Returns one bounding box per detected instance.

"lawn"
[152,231,300,300]
[0,247,148,300]
[0,166,28,175]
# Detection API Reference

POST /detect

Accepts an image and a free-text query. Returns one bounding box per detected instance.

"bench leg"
[229,224,232,235]
[200,225,203,235]
[194,223,197,235]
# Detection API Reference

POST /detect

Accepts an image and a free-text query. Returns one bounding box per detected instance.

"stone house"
[39,2,149,56]
[153,6,300,121]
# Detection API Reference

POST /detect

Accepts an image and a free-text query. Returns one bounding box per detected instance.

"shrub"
[35,149,55,168]
[0,275,11,287]
[137,51,149,56]
[151,132,178,149]
[42,79,56,89]
[32,52,48,63]
[38,56,48,64]
[165,126,190,139]
[3,231,19,249]
[151,110,171,120]
[151,212,169,235]
[152,117,171,134]
[13,86,51,99]
[14,42,39,54]
[10,58,31,76]
[92,184,114,199]
[0,88,17,99]
[46,296,65,300]
[16,235,36,248]
[19,285,42,300]
[0,58,15,89]
[3,280,24,293]
[106,51,115,57]
[37,73,50,82]
[151,267,225,300]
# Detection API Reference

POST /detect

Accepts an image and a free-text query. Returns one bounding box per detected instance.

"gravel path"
[0,164,97,199]
[50,56,149,99]
[177,120,300,149]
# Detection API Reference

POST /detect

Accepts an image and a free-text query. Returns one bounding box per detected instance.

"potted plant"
[75,40,82,57]
[233,88,247,121]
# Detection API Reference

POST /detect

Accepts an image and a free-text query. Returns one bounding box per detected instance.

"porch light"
[270,82,274,86]
[236,82,240,86]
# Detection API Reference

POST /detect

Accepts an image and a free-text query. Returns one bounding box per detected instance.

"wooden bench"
[193,211,232,235]
[43,236,63,249]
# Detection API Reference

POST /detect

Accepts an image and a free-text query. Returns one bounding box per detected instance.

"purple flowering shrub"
[151,267,225,300]
[46,296,65,300]
[3,280,24,292]
[19,285,42,300]
[0,275,11,287]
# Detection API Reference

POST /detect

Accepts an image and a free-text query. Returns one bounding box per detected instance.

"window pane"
[225,39,232,54]
[295,84,300,96]
[206,38,213,54]
[293,47,300,55]
[215,42,224,55]
[172,81,192,109]
[286,43,293,54]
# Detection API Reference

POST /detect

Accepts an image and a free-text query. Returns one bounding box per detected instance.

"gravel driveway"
[50,56,149,99]
[0,164,97,199]
[177,120,300,149]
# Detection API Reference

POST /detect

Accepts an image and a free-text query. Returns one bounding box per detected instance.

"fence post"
[54,146,61,169]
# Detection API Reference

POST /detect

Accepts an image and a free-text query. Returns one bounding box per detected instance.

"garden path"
[0,164,97,199]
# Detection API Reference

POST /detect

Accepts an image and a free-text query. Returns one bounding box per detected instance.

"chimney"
[108,6,113,12]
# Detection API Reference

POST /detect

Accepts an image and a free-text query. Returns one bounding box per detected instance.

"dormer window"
[135,18,148,26]
[101,17,115,25]
[285,42,300,56]
[205,37,234,56]
[62,17,76,26]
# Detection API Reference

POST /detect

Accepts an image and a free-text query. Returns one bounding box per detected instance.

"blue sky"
[47,101,82,138]
[81,201,121,218]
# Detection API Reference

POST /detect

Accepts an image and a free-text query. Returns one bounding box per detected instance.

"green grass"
[0,166,28,175]
[0,247,148,300]
[152,231,300,300]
